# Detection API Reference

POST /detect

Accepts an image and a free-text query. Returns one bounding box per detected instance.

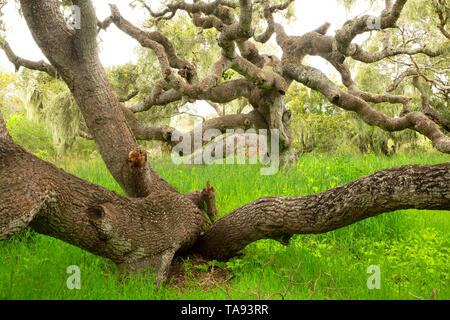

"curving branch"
[409,55,450,92]
[129,78,254,113]
[122,103,267,155]
[118,88,140,103]
[335,0,408,55]
[284,62,450,153]
[387,68,419,92]
[254,0,295,43]
[0,39,57,77]
[206,101,225,116]
[327,56,413,114]
[97,16,113,32]
[129,0,287,93]
[350,44,442,63]
[412,77,450,132]
[433,0,450,40]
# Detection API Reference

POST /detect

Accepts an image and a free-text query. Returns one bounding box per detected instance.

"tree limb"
[412,76,450,131]
[0,39,57,77]
[284,62,450,153]
[335,0,408,55]
[196,162,450,259]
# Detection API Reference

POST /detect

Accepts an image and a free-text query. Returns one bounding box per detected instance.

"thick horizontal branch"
[130,78,253,113]
[122,103,267,155]
[196,163,450,259]
[140,0,237,25]
[327,57,412,113]
[350,44,442,63]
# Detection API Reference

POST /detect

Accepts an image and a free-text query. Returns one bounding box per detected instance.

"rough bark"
[412,77,450,132]
[19,0,164,197]
[0,128,205,285]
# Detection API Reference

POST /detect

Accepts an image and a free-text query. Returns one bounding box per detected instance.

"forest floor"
[1,152,449,299]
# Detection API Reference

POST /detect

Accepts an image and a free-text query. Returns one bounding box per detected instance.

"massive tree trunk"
[19,0,170,197]
[0,124,206,284]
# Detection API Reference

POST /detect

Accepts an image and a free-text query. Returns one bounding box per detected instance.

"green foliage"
[15,69,83,154]
[222,69,238,82]
[286,82,356,153]
[286,71,428,154]
[5,113,56,158]
[381,228,448,285]
[106,63,139,102]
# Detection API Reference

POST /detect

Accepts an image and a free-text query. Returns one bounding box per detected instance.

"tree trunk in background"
[249,88,298,165]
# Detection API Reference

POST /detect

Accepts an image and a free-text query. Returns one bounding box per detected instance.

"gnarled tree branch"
[0,39,57,77]
[196,162,450,259]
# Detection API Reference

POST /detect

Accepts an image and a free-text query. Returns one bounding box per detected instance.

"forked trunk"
[0,133,206,284]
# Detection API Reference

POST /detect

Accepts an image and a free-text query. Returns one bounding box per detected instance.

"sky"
[0,0,375,117]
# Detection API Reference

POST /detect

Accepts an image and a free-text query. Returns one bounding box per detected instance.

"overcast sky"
[0,0,375,117]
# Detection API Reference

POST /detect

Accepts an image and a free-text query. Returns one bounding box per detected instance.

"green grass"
[1,152,449,299]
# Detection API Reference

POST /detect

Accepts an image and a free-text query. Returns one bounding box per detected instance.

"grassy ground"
[1,152,449,300]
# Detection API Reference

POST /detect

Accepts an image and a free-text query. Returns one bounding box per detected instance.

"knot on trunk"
[87,203,115,241]
[127,147,147,171]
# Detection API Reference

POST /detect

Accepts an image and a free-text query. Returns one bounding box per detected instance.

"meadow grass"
[1,151,449,300]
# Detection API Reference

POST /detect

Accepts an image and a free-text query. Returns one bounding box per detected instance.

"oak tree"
[0,0,449,285]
